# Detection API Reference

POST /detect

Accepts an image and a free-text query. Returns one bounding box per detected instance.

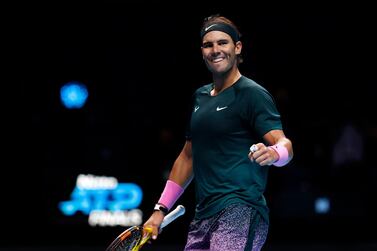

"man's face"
[201,30,242,75]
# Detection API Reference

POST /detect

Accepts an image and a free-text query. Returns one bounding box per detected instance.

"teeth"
[212,58,223,63]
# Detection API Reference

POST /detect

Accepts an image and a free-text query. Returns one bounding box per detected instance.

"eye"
[217,40,228,46]
[202,42,213,48]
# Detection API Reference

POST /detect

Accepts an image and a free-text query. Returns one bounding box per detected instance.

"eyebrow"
[202,39,230,47]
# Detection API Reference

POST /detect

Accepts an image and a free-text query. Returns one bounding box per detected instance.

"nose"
[211,45,221,57]
[212,44,221,54]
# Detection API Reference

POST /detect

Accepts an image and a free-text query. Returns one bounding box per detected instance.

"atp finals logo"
[59,174,143,227]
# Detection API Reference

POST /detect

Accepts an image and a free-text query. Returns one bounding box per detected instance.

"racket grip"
[161,205,185,229]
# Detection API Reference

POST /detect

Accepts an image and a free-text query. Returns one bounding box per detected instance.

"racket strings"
[107,227,143,251]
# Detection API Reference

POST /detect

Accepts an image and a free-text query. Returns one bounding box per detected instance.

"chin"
[210,67,229,75]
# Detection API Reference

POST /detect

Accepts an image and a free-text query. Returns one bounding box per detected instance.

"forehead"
[202,30,232,43]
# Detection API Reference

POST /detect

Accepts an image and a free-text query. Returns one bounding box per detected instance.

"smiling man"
[143,14,294,251]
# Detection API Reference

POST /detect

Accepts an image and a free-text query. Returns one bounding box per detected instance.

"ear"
[235,41,242,55]
[201,47,206,59]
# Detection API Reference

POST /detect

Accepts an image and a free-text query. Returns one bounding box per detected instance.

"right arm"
[143,140,193,239]
[168,140,194,189]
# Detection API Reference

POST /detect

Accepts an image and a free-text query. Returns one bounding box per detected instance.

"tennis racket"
[105,205,185,251]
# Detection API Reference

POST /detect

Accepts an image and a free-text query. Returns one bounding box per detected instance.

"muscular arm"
[143,140,193,239]
[168,140,194,189]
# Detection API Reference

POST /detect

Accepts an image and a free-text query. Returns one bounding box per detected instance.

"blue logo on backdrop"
[59,174,144,227]
[59,183,143,216]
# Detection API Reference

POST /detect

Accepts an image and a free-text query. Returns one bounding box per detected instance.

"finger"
[249,144,259,153]
[259,158,274,166]
[143,226,153,236]
[249,144,260,162]
[257,153,277,166]
[144,225,158,240]
[251,147,265,161]
[248,152,255,162]
[255,154,269,166]
[258,146,278,166]
[151,226,159,240]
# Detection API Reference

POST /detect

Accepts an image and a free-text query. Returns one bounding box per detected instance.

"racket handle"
[161,205,185,229]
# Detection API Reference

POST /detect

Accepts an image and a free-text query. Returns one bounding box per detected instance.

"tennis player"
[143,14,293,251]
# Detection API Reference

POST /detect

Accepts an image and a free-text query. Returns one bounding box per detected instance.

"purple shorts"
[184,204,268,251]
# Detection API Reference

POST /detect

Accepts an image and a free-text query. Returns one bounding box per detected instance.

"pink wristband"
[158,180,184,211]
[268,143,289,167]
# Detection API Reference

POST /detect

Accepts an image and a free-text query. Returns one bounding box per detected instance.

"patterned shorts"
[184,204,268,251]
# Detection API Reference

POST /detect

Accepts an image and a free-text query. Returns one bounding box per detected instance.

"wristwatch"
[154,203,168,215]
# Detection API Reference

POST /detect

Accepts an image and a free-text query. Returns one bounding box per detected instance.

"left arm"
[248,129,293,166]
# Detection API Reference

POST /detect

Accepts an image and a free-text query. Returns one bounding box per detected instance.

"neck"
[211,68,241,96]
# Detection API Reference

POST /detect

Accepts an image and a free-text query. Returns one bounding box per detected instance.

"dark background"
[3,2,377,250]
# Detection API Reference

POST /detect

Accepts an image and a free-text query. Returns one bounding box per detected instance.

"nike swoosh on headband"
[204,24,217,31]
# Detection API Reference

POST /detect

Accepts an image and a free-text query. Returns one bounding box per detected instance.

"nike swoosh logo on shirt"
[216,106,228,111]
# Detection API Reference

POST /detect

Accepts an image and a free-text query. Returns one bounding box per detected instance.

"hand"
[143,210,165,240]
[248,143,279,166]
